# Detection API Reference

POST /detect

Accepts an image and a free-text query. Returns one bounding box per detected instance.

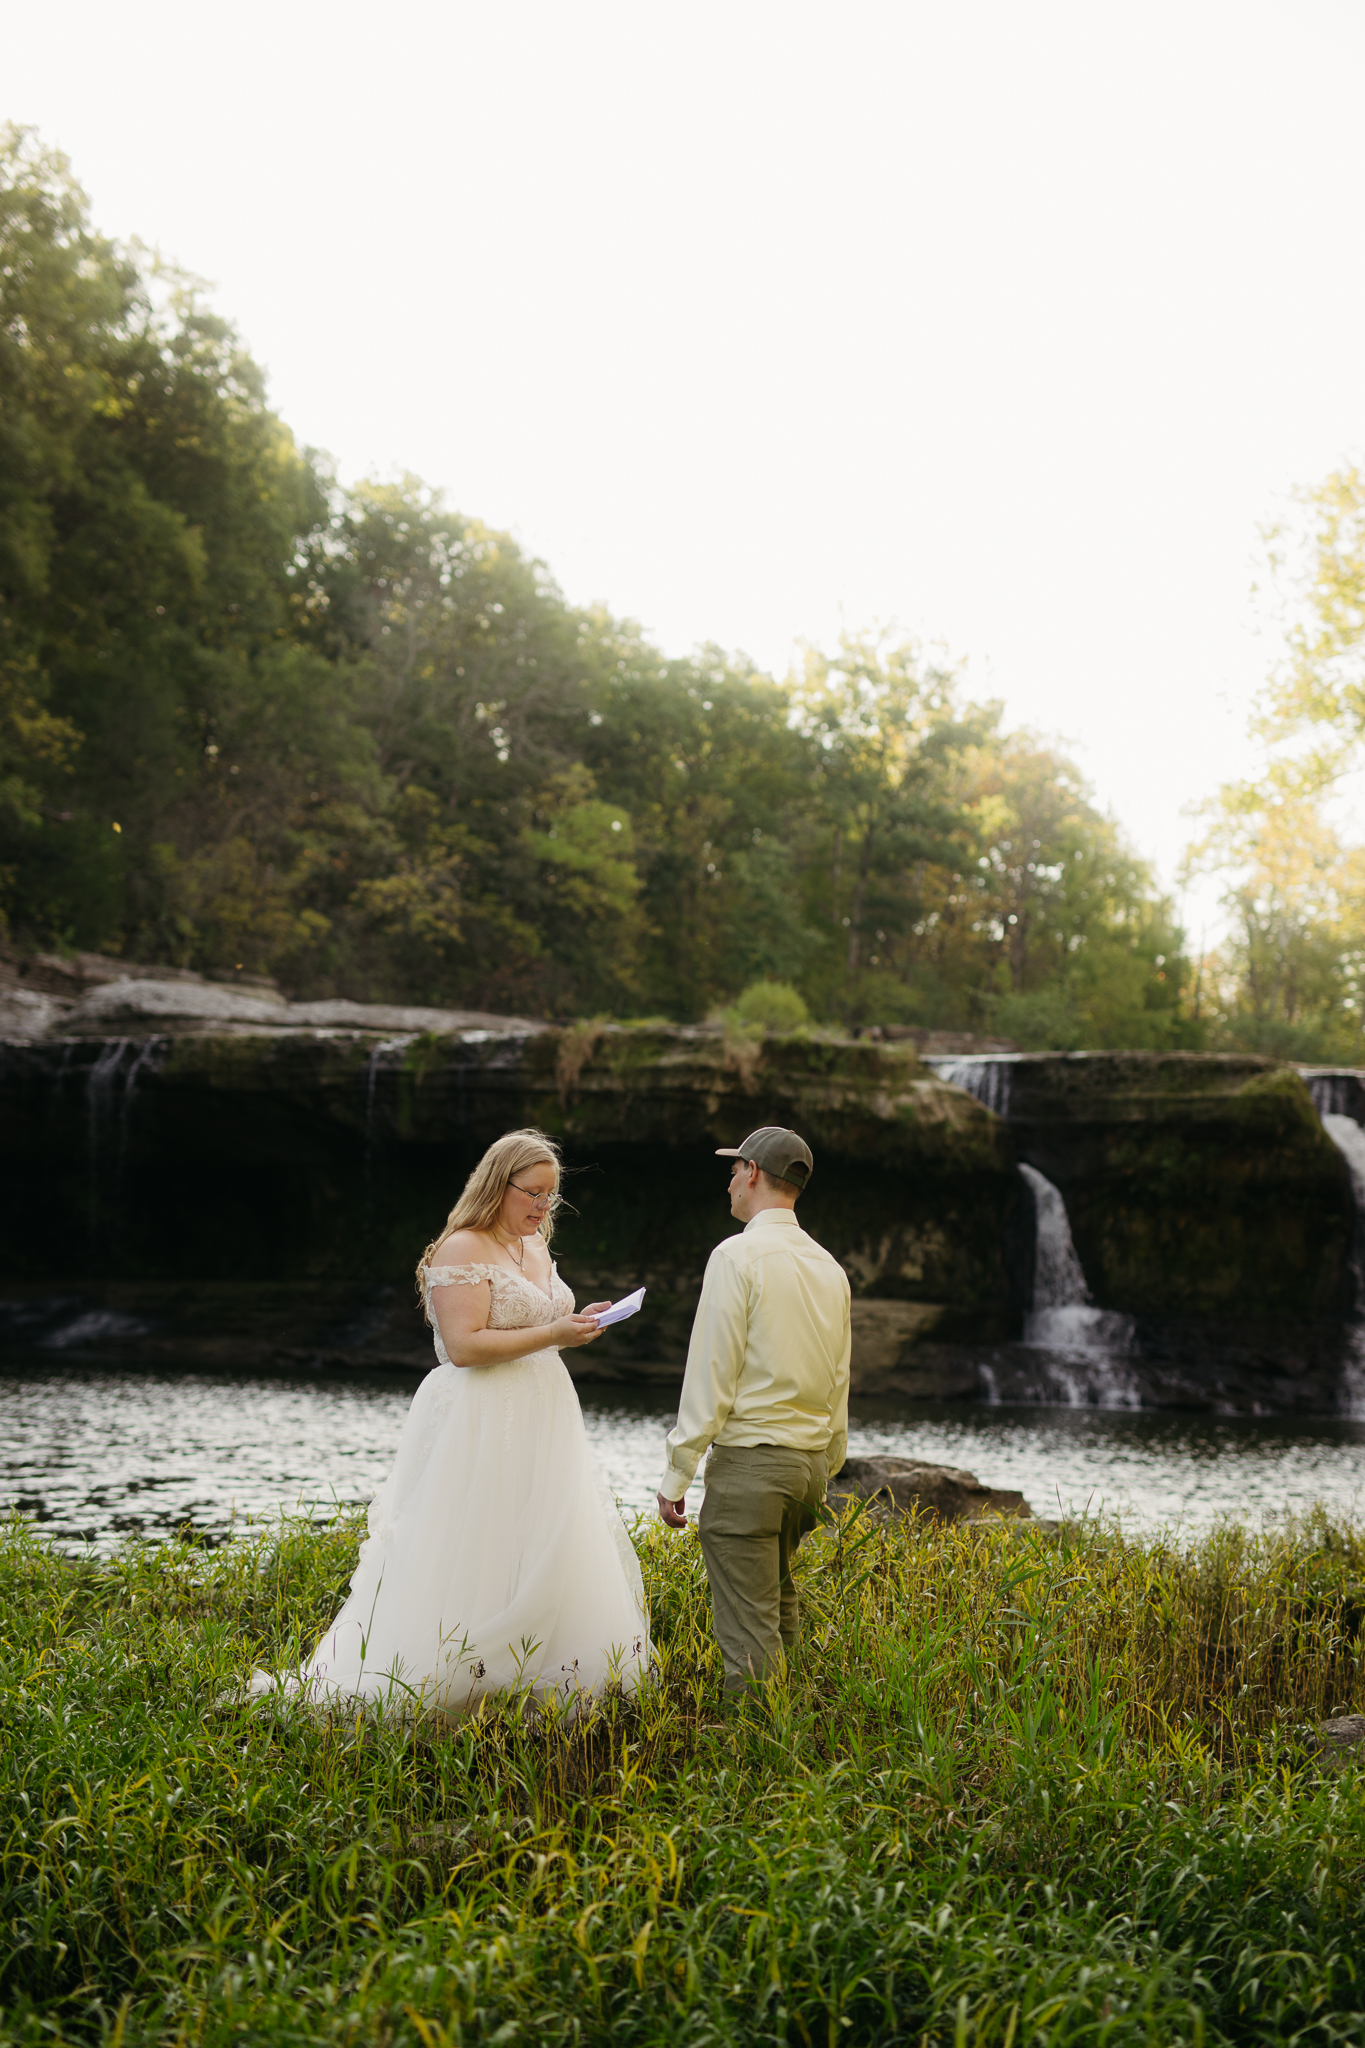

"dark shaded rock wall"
[1002,1053,1354,1319]
[0,1026,1021,1372]
[2,1027,1359,1408]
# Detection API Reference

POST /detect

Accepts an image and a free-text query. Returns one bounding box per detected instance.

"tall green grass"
[1,1503,1362,2046]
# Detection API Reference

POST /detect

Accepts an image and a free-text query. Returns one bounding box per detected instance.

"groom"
[657,1127,852,1694]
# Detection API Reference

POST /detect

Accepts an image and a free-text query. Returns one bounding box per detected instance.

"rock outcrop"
[0,971,1021,1381]
[2,963,1362,1410]
[932,1050,1361,1411]
[992,1052,1353,1324]
[828,1455,1034,1523]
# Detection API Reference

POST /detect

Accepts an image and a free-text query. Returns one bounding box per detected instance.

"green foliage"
[1185,756,1365,1061]
[0,1508,1361,2044]
[0,129,1191,1045]
[1182,463,1365,1059]
[781,642,1192,1045]
[733,979,810,1030]
[0,123,335,957]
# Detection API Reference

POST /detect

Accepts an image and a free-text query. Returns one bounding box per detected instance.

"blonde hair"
[416,1127,563,1317]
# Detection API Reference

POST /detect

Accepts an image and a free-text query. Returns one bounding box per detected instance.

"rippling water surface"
[2,1363,1363,1552]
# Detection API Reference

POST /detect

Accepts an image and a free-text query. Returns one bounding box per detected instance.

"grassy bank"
[1,1505,1363,2047]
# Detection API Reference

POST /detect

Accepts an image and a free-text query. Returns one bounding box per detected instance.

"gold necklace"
[495,1226,525,1272]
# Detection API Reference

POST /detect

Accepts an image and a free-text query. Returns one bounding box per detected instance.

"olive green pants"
[698,1443,829,1693]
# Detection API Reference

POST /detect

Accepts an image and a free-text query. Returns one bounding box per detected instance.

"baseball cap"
[715,1126,814,1188]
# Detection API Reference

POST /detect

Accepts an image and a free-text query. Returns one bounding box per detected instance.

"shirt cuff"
[658,1462,692,1501]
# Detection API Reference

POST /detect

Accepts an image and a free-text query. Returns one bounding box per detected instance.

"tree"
[789,632,979,1022]
[0,124,335,954]
[320,481,652,1011]
[1184,764,1365,1060]
[959,733,1190,1049]
[581,632,816,1016]
[1259,462,1365,746]
[1,127,1193,1043]
[1184,460,1365,1058]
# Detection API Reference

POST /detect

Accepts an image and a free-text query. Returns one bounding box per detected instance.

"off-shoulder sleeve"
[423,1263,496,1290]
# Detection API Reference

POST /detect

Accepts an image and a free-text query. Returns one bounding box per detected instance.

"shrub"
[733,979,809,1031]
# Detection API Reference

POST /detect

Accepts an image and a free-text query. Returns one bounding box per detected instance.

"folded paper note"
[593,1286,645,1329]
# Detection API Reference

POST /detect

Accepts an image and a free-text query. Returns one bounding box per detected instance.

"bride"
[253,1129,650,1713]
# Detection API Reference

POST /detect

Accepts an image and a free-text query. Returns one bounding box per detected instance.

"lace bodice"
[423,1260,575,1347]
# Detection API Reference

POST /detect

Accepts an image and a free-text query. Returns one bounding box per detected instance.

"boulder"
[828,1454,1034,1523]
[1316,1714,1365,1769]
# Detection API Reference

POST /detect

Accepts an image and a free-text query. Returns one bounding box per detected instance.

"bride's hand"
[552,1313,602,1350]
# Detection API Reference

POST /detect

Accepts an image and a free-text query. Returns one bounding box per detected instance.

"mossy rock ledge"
[0,1012,1020,1390]
[0,997,1359,1411]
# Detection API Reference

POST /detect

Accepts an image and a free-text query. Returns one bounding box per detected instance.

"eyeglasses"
[509,1181,554,1207]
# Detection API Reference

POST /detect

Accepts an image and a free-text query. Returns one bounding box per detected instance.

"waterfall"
[1022,1161,1088,1306]
[85,1037,163,1251]
[928,1054,1019,1117]
[363,1035,419,1200]
[363,1036,418,1139]
[1300,1072,1365,1414]
[925,1054,1144,1407]
[1303,1070,1364,1120]
[1017,1162,1141,1406]
[1312,1109,1365,1417]
[86,1039,131,1242]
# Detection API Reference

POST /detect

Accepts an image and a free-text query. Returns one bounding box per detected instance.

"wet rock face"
[0,1019,1022,1370]
[1303,1070,1365,1124]
[1,992,1360,1408]
[998,1054,1355,1321]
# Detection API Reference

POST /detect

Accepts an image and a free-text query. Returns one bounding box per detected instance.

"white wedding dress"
[252,1261,649,1714]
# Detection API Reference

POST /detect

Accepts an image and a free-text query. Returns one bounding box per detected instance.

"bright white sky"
[10,1,1365,943]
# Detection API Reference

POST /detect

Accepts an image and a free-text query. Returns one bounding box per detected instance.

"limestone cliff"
[1,972,1360,1410]
[0,982,1019,1384]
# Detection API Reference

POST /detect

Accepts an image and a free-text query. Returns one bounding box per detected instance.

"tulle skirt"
[252,1345,650,1714]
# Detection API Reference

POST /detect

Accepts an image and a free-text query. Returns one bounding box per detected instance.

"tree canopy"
[1,126,1190,1045]
[1185,463,1365,1063]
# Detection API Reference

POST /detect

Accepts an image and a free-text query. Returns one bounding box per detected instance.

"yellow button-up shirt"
[659,1207,852,1500]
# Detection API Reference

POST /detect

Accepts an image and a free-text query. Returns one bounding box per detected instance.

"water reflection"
[842,1399,1365,1535]
[1,1362,1361,1552]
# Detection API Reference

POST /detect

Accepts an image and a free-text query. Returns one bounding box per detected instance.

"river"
[2,1363,1362,1552]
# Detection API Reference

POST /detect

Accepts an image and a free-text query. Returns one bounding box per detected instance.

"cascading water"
[84,1037,163,1251]
[1303,1076,1365,1417]
[1017,1163,1141,1407]
[86,1039,131,1241]
[1302,1070,1365,1119]
[930,1054,1143,1406]
[363,1036,418,1137]
[363,1035,419,1210]
[929,1054,1019,1117]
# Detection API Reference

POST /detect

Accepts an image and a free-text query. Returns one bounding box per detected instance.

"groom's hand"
[657,1490,687,1528]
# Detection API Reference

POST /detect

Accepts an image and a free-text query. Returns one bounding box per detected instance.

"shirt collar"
[743,1207,801,1232]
